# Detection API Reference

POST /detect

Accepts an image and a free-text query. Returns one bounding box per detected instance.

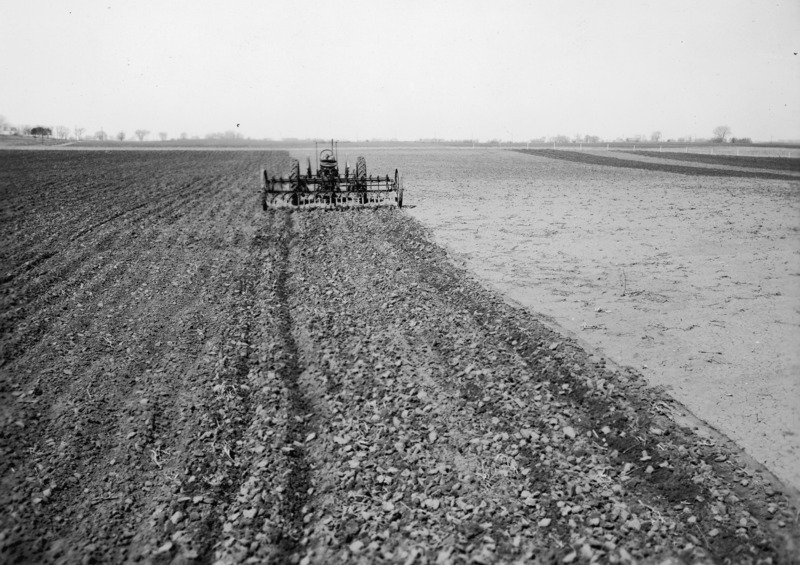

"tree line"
[1,114,746,144]
[0,115,199,142]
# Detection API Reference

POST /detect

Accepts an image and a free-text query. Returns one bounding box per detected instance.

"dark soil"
[1,150,798,564]
[515,149,800,182]
[619,151,800,173]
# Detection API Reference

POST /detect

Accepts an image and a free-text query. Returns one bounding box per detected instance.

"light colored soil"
[347,147,800,494]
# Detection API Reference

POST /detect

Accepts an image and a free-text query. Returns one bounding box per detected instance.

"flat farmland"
[1,148,799,564]
[357,147,800,491]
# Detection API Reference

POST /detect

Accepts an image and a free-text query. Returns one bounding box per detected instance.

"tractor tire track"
[268,211,313,562]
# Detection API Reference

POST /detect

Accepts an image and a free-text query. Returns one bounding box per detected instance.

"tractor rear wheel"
[289,159,302,205]
[356,156,367,180]
[356,156,367,203]
[289,159,301,188]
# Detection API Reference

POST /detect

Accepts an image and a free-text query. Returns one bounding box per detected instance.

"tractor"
[261,140,403,209]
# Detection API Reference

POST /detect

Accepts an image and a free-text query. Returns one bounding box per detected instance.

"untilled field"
[1,149,799,564]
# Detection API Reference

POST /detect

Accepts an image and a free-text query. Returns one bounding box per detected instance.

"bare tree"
[0,114,8,132]
[180,132,188,140]
[74,126,85,140]
[712,125,731,143]
[158,132,168,141]
[116,131,126,141]
[95,130,108,141]
[650,131,662,142]
[134,129,150,141]
[55,125,70,140]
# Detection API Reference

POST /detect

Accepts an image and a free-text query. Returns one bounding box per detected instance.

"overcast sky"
[1,0,798,142]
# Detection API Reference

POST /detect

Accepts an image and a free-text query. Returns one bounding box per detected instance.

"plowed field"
[1,150,798,564]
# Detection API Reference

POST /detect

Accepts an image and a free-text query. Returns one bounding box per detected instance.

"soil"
[618,152,800,173]
[513,149,800,182]
[382,147,799,494]
[1,149,799,564]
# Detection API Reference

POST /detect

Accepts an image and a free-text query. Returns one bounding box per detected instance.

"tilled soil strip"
[515,149,800,182]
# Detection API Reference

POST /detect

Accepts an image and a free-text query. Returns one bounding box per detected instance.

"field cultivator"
[261,141,403,209]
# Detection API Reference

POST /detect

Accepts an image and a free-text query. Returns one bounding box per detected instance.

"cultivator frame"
[261,141,403,209]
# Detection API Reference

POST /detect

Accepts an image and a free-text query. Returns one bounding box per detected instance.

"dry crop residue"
[1,150,798,564]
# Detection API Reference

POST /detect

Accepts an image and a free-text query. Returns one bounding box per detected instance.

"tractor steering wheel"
[320,149,335,161]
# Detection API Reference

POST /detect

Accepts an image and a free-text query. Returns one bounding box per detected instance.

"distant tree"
[30,126,52,141]
[134,129,150,141]
[0,114,8,132]
[20,125,32,136]
[650,131,662,142]
[116,131,126,141]
[159,132,168,141]
[712,125,731,143]
[180,132,188,140]
[550,134,570,144]
[74,126,85,140]
[95,130,107,141]
[55,125,70,139]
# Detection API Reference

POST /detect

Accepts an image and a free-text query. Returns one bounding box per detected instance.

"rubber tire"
[356,156,367,203]
[289,159,301,187]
